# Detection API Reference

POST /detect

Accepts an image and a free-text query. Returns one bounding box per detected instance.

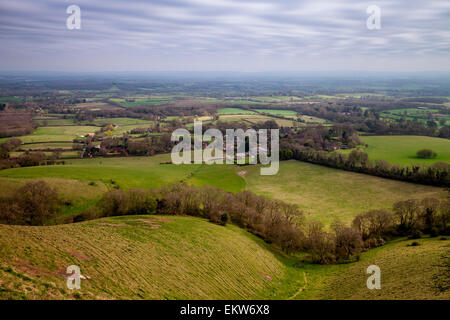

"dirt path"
[288,272,308,300]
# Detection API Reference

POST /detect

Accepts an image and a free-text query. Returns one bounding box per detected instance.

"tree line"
[280,147,450,187]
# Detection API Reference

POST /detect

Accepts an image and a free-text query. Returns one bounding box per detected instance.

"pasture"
[359,135,450,165]
[218,107,257,115]
[255,109,297,118]
[219,114,294,127]
[0,126,98,143]
[0,154,244,193]
[244,160,446,225]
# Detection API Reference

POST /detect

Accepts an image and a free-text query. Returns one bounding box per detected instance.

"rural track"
[288,272,308,300]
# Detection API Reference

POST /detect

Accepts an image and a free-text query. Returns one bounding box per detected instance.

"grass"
[358,136,450,166]
[0,154,243,193]
[1,156,445,225]
[298,115,328,124]
[0,215,447,299]
[255,109,297,118]
[10,151,79,159]
[87,117,152,126]
[0,126,98,144]
[109,98,171,107]
[33,118,76,126]
[0,96,21,103]
[0,177,108,216]
[219,114,294,127]
[316,237,449,299]
[218,108,257,115]
[243,160,446,225]
[19,142,74,150]
[0,216,285,299]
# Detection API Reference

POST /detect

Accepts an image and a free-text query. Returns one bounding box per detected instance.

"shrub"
[73,207,100,222]
[0,181,59,225]
[416,149,437,159]
[331,220,363,261]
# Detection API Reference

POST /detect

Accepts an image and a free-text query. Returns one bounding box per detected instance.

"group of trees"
[280,125,361,151]
[0,181,59,225]
[0,137,50,170]
[0,138,46,170]
[0,112,35,138]
[288,101,450,138]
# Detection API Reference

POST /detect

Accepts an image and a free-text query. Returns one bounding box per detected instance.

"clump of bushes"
[416,149,437,159]
[0,180,59,225]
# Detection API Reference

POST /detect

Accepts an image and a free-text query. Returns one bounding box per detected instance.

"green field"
[0,154,244,193]
[358,136,450,165]
[33,118,76,126]
[1,156,444,226]
[244,160,445,225]
[19,142,74,150]
[109,98,171,107]
[255,109,297,118]
[218,108,257,115]
[219,114,294,127]
[0,126,98,144]
[10,151,79,159]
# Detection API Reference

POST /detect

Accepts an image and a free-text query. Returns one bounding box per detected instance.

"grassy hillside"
[315,238,449,300]
[244,160,446,225]
[358,135,450,166]
[1,215,447,300]
[0,216,286,299]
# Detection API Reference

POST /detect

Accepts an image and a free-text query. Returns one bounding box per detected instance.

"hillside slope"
[0,216,285,299]
[0,215,447,300]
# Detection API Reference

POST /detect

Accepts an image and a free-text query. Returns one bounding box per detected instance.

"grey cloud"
[0,0,449,71]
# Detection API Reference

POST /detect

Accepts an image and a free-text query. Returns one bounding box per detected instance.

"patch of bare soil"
[14,258,60,278]
[238,171,247,177]
[67,250,91,261]
[135,219,161,229]
[98,223,127,227]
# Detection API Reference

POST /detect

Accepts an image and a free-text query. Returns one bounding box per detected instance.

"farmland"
[244,160,446,225]
[354,135,450,166]
[218,107,257,115]
[0,157,445,226]
[0,126,98,144]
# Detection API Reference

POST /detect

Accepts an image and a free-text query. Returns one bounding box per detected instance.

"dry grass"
[317,238,450,300]
[0,216,285,299]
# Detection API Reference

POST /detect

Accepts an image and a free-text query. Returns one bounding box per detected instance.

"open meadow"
[357,135,450,166]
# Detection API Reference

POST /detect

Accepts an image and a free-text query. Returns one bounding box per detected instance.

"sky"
[0,0,449,72]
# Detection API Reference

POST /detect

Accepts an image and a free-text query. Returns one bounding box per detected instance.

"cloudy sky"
[0,0,449,72]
